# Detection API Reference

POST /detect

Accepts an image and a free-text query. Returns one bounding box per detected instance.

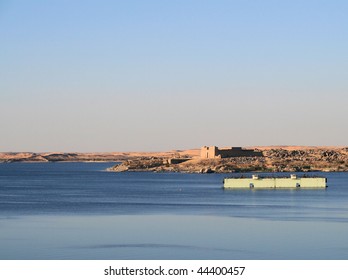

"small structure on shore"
[201,146,263,159]
[165,158,191,165]
[224,174,327,189]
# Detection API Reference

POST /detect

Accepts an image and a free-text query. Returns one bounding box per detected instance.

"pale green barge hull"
[224,175,327,189]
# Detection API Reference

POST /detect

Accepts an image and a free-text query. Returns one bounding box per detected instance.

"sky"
[1,0,347,152]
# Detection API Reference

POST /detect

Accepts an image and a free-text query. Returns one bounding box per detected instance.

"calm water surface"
[0,162,348,259]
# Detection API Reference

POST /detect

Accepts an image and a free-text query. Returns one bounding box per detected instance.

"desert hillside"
[108,146,348,173]
[1,147,347,173]
[0,149,200,162]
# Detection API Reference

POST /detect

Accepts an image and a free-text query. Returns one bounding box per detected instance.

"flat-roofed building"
[201,146,263,159]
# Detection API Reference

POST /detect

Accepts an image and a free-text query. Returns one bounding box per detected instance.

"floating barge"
[223,174,327,189]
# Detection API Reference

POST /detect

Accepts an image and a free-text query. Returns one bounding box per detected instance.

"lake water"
[0,162,348,259]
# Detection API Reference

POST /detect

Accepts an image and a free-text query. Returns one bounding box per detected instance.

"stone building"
[201,146,263,159]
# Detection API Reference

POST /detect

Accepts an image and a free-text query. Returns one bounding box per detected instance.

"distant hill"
[2,147,348,173]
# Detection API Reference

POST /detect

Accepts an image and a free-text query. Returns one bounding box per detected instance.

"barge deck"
[223,174,327,189]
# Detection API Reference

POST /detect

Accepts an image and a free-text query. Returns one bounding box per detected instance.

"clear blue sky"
[1,0,347,152]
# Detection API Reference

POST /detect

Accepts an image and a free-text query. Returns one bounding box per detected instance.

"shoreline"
[1,146,347,173]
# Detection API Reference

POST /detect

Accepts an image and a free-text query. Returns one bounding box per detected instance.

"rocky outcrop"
[1,147,347,173]
[108,147,348,173]
[263,148,348,172]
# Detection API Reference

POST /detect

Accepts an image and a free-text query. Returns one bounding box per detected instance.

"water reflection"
[1,214,348,259]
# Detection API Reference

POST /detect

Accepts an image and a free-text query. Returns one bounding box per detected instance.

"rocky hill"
[2,147,347,173]
[108,147,348,173]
